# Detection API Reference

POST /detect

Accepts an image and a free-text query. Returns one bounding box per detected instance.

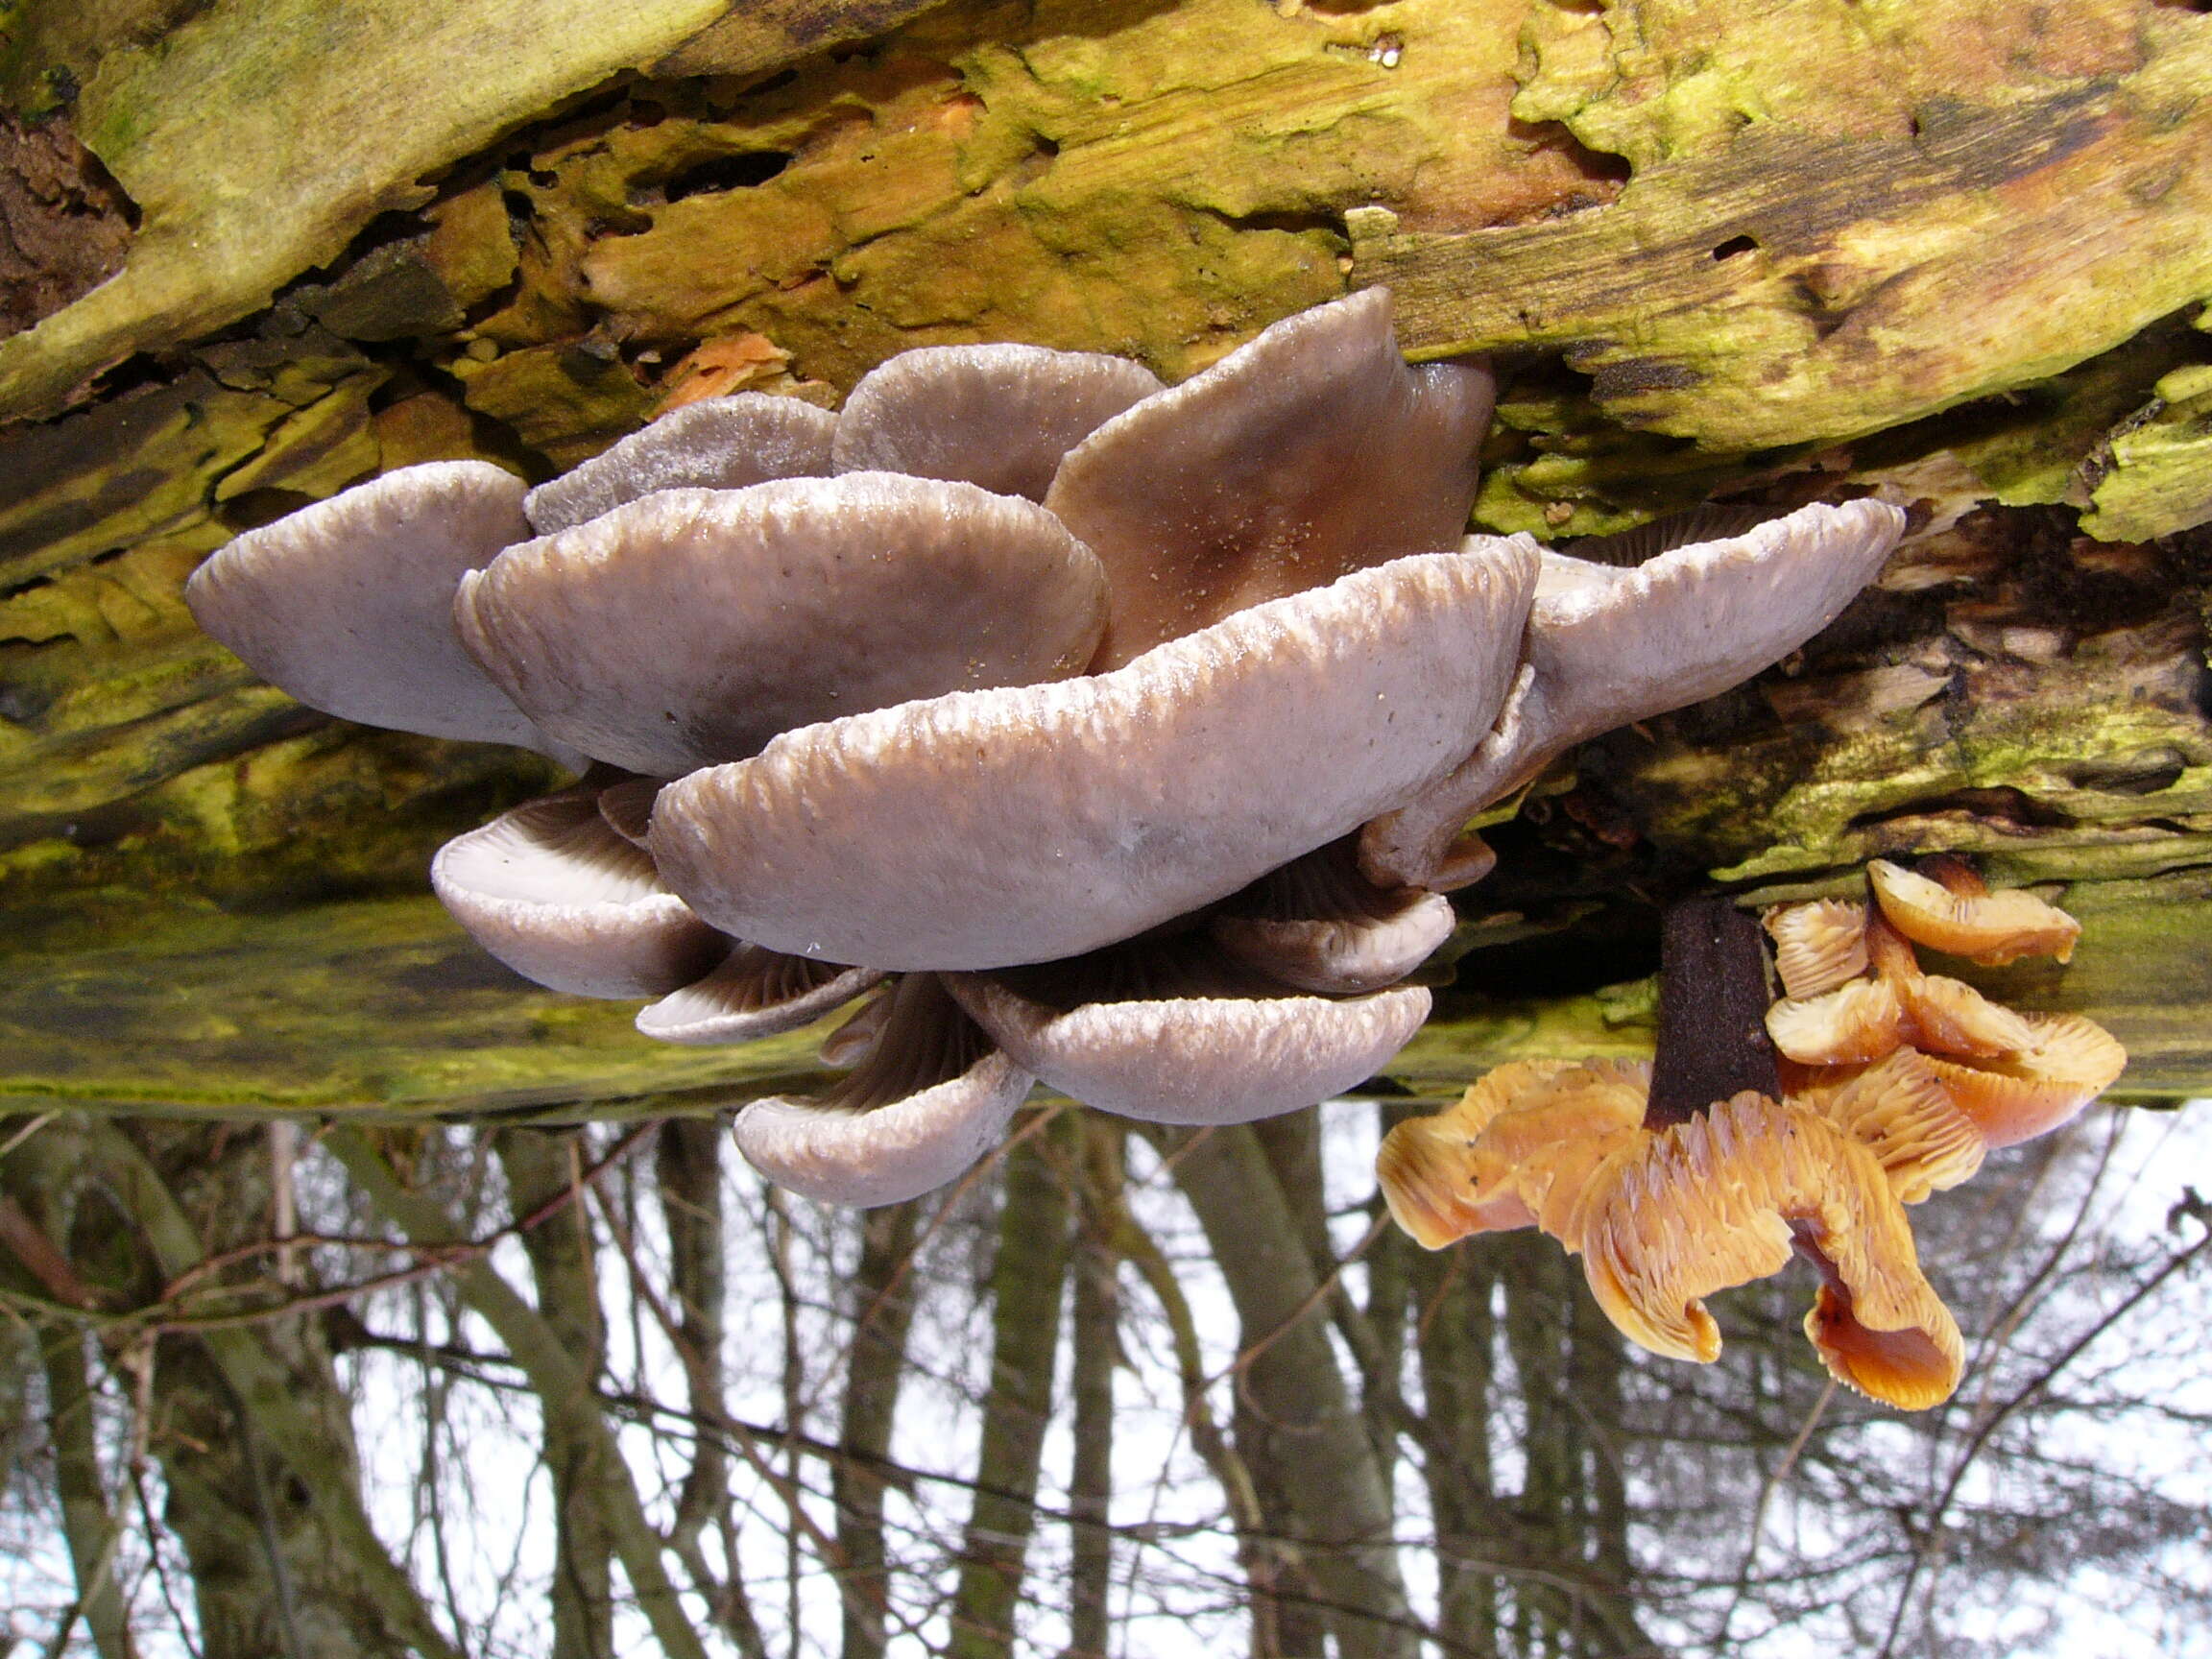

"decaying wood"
[5,0,2212,1118]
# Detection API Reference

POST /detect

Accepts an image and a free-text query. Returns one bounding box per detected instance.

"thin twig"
[20,1123,660,1339]
[1874,1190,2212,1658]
[0,1113,56,1163]
[587,1179,929,1654]
[1710,1377,1837,1651]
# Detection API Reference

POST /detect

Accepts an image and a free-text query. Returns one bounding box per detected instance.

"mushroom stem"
[1646,897,1781,1129]
[1862,903,1921,982]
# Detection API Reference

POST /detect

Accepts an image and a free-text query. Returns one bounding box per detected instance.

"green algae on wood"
[0,0,952,421]
[1359,0,2212,495]
[0,893,836,1121]
[500,0,1567,398]
[6,874,2203,1122]
[1573,508,2212,889]
[1387,983,1656,1104]
[0,329,540,902]
[2082,357,2212,542]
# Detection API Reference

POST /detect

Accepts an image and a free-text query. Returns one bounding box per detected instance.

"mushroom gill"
[1766,906,2035,1066]
[1208,836,1457,996]
[1375,1058,1649,1249]
[429,782,724,998]
[1376,1061,1962,1410]
[1376,863,2127,1411]
[1764,897,1871,999]
[1572,1092,1961,1409]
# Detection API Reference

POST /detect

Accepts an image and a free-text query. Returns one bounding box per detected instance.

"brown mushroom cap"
[945,945,1431,1126]
[455,472,1109,778]
[1867,859,2081,965]
[1044,286,1494,668]
[429,788,726,998]
[831,344,1164,503]
[1360,499,1908,890]
[649,542,1537,971]
[1899,974,2038,1058]
[1572,1093,1962,1407]
[523,393,836,535]
[595,775,661,847]
[184,461,547,749]
[731,974,1034,1207]
[636,947,885,1046]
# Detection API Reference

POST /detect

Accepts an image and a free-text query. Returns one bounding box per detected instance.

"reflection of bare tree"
[2,1101,2205,1657]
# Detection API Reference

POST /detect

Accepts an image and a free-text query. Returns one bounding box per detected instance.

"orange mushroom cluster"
[1378,861,2126,1411]
[1767,859,2125,1167]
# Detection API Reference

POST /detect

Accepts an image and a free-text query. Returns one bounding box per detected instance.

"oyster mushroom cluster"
[1379,861,2127,1410]
[187,288,1907,1207]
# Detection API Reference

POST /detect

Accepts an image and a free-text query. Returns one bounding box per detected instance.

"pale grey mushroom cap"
[946,960,1431,1126]
[1360,499,1910,890]
[637,947,885,1046]
[1209,839,1456,995]
[430,787,726,998]
[1517,499,1907,742]
[649,541,1539,972]
[455,472,1110,778]
[733,974,1034,1207]
[522,393,836,534]
[831,344,1163,503]
[1044,286,1495,667]
[185,460,548,749]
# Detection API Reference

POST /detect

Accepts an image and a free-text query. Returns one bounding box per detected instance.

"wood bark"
[2,0,2210,1116]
